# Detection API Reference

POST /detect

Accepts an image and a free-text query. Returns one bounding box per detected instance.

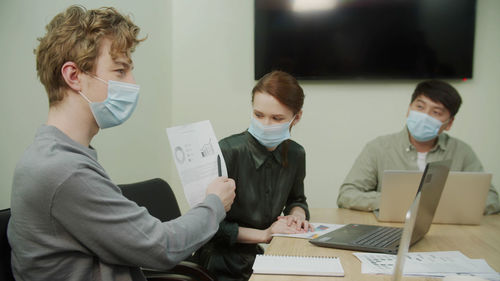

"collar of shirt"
[399,126,449,153]
[244,130,283,169]
[39,125,98,160]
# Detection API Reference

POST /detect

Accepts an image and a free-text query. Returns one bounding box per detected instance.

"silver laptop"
[392,184,421,281]
[376,171,491,225]
[309,160,451,254]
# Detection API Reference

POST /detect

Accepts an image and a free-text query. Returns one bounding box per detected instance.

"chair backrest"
[119,179,217,281]
[119,178,182,222]
[0,209,14,281]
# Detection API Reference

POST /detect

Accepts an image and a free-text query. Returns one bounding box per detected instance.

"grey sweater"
[8,125,226,281]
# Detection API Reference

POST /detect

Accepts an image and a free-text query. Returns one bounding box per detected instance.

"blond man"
[8,5,235,281]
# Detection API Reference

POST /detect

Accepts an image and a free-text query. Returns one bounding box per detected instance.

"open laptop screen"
[393,159,451,281]
[410,160,451,244]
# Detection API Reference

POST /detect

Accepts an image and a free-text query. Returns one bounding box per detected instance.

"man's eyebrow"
[431,105,445,111]
[416,98,445,110]
[114,59,133,69]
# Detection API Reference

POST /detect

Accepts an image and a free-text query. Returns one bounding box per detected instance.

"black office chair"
[0,208,14,281]
[119,178,182,222]
[119,178,217,281]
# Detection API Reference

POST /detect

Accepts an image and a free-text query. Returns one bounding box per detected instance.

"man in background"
[337,80,500,215]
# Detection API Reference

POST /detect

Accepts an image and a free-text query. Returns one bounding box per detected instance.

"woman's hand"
[264,218,301,243]
[277,214,313,232]
[277,207,313,232]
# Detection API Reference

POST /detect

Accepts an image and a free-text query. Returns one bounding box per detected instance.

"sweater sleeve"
[51,169,226,270]
[207,138,240,246]
[461,144,500,215]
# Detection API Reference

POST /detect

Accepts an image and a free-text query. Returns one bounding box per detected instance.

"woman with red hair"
[193,70,311,281]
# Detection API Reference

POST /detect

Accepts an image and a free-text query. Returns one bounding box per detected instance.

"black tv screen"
[254,0,477,80]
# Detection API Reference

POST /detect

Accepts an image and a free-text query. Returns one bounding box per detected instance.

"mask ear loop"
[288,115,297,132]
[77,71,96,104]
[438,117,452,133]
[78,72,110,104]
[84,71,108,85]
[78,91,92,103]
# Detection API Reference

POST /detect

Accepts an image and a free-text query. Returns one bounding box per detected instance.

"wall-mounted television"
[254,0,477,80]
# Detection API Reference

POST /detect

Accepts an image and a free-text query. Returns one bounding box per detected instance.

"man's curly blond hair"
[35,5,145,106]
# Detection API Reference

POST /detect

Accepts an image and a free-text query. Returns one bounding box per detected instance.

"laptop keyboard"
[352,227,403,248]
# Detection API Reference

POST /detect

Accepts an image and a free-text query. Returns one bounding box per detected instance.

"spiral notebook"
[252,254,344,276]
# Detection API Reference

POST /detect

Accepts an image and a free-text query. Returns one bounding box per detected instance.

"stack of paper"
[252,254,344,276]
[354,251,500,280]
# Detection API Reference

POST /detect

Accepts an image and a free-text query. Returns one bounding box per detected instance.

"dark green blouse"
[215,131,310,244]
[192,131,309,280]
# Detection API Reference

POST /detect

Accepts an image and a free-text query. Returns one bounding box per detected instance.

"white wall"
[1,0,499,212]
[170,0,500,211]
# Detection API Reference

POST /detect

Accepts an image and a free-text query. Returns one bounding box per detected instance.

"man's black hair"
[411,80,462,117]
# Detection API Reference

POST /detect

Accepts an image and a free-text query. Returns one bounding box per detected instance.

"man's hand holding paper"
[166,120,234,208]
[206,176,235,212]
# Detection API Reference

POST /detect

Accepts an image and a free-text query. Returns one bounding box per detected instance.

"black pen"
[217,154,222,177]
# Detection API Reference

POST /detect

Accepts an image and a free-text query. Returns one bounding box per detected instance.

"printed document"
[353,251,497,277]
[166,120,227,207]
[272,223,344,239]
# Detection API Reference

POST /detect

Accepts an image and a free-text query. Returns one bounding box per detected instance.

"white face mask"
[79,75,140,129]
[248,115,295,148]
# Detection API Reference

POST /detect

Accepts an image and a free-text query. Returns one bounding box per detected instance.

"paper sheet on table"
[166,120,227,207]
[353,251,497,277]
[446,272,500,281]
[272,223,344,239]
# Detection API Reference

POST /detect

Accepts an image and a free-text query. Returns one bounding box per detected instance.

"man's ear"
[444,116,454,131]
[61,61,82,92]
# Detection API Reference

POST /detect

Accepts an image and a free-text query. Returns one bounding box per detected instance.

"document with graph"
[166,120,227,207]
[272,223,344,239]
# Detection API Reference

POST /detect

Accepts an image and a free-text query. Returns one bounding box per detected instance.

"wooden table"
[250,208,500,281]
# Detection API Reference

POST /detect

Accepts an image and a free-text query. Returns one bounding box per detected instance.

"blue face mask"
[248,116,295,148]
[406,110,446,142]
[79,76,140,129]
